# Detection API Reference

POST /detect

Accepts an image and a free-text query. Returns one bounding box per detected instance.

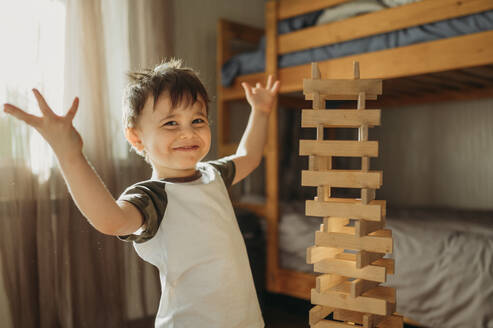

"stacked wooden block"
[301,62,402,328]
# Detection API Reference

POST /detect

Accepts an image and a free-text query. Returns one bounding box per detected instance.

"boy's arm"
[3,89,143,236]
[231,75,280,185]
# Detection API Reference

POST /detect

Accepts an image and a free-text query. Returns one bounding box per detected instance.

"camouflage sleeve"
[117,180,167,243]
[207,156,236,188]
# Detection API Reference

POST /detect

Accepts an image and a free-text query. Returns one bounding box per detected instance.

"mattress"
[221,10,493,87]
[273,203,493,327]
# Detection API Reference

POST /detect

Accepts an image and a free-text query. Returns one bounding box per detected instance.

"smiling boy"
[3,58,280,327]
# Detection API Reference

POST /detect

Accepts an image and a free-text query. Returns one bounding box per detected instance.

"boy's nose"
[179,126,195,139]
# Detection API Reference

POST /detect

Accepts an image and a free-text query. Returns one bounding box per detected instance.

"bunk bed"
[216,1,493,326]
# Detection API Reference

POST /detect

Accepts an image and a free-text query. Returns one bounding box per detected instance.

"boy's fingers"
[32,88,54,116]
[4,103,42,127]
[241,82,253,98]
[266,75,273,89]
[65,97,79,121]
[256,82,262,89]
[271,80,280,94]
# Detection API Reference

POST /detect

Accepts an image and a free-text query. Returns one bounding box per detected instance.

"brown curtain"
[0,0,173,327]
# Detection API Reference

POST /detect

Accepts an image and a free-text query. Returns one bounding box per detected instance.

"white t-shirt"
[118,158,264,328]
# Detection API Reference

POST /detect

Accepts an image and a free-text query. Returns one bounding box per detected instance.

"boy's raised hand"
[241,74,280,114]
[3,89,83,160]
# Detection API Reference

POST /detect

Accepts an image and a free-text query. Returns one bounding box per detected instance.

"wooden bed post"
[302,62,403,327]
[265,0,280,292]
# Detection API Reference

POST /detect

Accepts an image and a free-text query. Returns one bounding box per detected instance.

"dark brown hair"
[123,58,210,130]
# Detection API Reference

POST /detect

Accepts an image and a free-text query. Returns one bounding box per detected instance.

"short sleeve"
[207,156,236,188]
[117,180,167,243]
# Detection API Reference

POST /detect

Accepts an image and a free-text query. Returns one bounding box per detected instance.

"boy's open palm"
[241,74,280,114]
[4,89,82,159]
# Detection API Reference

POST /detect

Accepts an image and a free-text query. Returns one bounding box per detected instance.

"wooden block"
[316,274,347,293]
[311,285,392,316]
[309,305,333,326]
[303,79,382,98]
[324,217,350,232]
[377,315,403,328]
[302,170,382,189]
[301,109,381,128]
[312,62,321,79]
[356,219,384,237]
[358,92,366,109]
[306,92,378,101]
[312,319,361,328]
[335,252,394,274]
[314,257,387,282]
[306,199,385,222]
[300,140,379,157]
[334,309,364,324]
[363,286,396,305]
[361,188,375,204]
[351,279,379,298]
[307,246,342,264]
[354,61,360,80]
[315,230,392,253]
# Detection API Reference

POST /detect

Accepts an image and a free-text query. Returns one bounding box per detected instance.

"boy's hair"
[122,58,210,160]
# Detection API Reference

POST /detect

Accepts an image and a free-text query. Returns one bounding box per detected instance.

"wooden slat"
[303,79,382,98]
[307,246,342,264]
[278,0,351,19]
[335,253,394,274]
[309,305,335,326]
[264,0,280,293]
[333,309,365,324]
[351,279,379,298]
[311,286,392,316]
[302,170,383,189]
[313,320,362,328]
[356,218,385,237]
[315,230,393,253]
[306,199,385,222]
[279,0,493,54]
[221,31,493,100]
[378,315,404,328]
[302,109,381,128]
[300,140,379,157]
[314,258,387,282]
[316,274,348,293]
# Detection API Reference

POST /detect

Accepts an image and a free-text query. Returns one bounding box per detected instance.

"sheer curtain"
[0,0,173,327]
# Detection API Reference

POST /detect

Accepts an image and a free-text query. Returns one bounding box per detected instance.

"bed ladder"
[301,62,402,328]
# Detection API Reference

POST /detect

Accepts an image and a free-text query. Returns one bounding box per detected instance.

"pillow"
[315,0,385,25]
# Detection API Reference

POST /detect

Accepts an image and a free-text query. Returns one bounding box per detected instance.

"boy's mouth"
[173,145,200,151]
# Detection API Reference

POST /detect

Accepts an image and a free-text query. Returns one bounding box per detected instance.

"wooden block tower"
[301,62,403,328]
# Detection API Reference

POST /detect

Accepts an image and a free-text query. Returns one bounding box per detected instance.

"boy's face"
[128,93,211,179]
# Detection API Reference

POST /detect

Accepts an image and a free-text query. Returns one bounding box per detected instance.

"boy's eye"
[163,121,177,127]
[193,118,206,124]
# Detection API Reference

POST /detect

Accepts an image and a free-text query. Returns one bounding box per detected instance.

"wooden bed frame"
[216,0,493,321]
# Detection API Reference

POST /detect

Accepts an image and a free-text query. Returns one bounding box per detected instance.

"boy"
[3,58,280,327]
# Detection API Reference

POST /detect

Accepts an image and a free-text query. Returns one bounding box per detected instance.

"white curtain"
[0,0,172,326]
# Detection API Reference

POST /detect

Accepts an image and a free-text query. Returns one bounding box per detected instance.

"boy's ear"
[125,127,144,151]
